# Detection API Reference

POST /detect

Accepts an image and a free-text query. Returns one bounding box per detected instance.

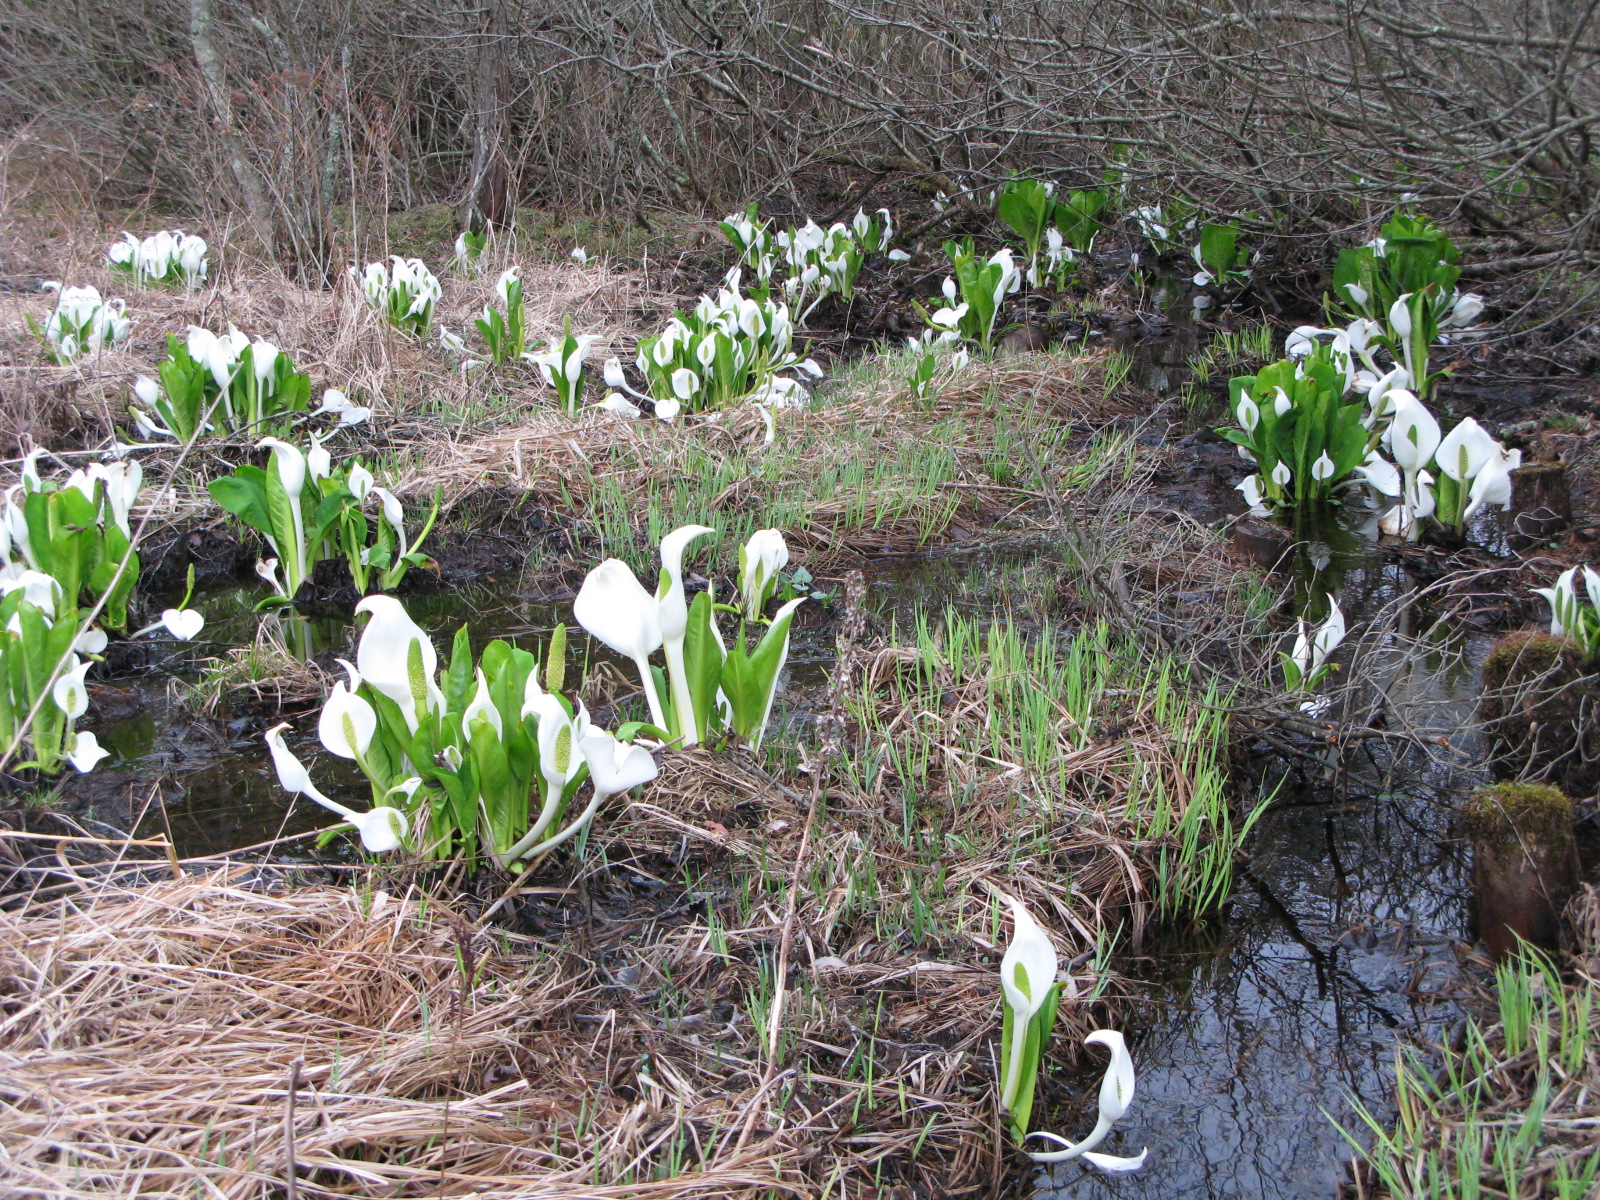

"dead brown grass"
[0,221,661,460]
[0,843,1113,1199]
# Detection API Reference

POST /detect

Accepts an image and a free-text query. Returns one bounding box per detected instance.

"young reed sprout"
[36,284,130,364]
[573,524,804,750]
[108,230,209,289]
[353,256,441,337]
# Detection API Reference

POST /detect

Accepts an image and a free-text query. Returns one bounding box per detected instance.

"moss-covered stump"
[1506,460,1571,552]
[1463,782,1579,959]
[1230,516,1295,572]
[1478,630,1599,797]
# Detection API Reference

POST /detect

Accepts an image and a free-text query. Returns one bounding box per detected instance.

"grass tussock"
[402,349,1139,565]
[188,612,333,715]
[1343,886,1600,1200]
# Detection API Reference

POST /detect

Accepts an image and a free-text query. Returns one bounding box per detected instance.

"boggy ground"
[2,206,1599,1199]
[0,517,1261,1197]
[0,209,1281,1198]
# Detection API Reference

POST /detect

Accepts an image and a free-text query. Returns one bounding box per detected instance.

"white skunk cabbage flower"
[1025,1030,1147,1171]
[318,676,378,760]
[354,595,445,732]
[68,730,110,772]
[999,894,1058,1114]
[52,655,91,720]
[264,722,405,851]
[739,529,789,622]
[574,558,667,730]
[160,608,205,640]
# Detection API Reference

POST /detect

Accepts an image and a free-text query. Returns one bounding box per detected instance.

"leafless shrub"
[2,0,1593,278]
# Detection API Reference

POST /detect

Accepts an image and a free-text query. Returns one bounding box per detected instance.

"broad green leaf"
[682,590,725,741]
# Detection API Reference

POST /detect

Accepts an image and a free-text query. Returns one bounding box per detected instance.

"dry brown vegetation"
[0,231,658,463]
[0,738,1167,1197]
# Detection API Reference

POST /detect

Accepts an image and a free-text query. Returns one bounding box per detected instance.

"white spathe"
[160,608,205,640]
[656,524,715,746]
[68,730,110,773]
[1024,1030,1146,1170]
[318,680,378,759]
[264,722,406,851]
[354,595,444,732]
[573,559,668,729]
[998,894,1058,1114]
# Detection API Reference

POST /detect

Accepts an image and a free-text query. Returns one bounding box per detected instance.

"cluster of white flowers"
[108,230,209,289]
[352,257,442,335]
[610,269,821,422]
[40,284,130,364]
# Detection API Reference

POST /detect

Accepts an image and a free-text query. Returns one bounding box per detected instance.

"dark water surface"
[1037,533,1491,1199]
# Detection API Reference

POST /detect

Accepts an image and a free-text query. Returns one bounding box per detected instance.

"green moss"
[1478,629,1600,795]
[1478,629,1584,732]
[381,203,458,261]
[1481,630,1583,704]
[1463,782,1575,850]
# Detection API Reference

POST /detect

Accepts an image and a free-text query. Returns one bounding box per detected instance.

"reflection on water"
[1040,785,1471,1198]
[1038,549,1493,1200]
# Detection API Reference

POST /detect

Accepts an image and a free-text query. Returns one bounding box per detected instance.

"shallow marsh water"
[1032,505,1522,1198]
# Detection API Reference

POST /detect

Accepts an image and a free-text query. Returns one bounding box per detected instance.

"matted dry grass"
[0,228,661,460]
[0,853,1096,1199]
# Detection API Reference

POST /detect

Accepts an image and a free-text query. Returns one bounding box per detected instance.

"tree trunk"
[459,0,512,235]
[189,0,277,253]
